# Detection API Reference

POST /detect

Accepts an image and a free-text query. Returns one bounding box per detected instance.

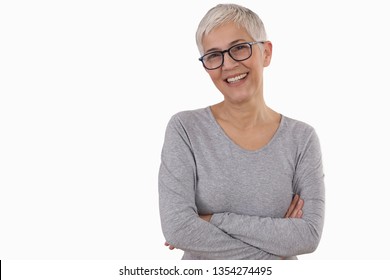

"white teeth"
[227,73,247,83]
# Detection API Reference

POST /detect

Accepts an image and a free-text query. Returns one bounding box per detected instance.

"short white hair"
[196,4,268,55]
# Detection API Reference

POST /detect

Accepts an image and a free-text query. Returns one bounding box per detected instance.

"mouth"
[225,72,248,84]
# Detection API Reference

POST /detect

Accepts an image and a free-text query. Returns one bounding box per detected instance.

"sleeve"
[158,115,279,259]
[209,129,325,257]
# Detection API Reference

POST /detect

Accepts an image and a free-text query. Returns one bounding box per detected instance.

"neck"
[215,96,277,130]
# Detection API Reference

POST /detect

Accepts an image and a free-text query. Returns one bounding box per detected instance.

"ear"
[263,41,273,67]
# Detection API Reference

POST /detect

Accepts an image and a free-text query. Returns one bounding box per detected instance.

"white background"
[1,0,389,260]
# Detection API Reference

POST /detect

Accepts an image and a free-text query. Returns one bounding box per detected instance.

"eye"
[204,52,222,62]
[229,44,252,60]
[232,44,250,53]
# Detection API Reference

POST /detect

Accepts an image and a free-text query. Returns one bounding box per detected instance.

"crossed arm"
[165,194,304,250]
[159,115,324,259]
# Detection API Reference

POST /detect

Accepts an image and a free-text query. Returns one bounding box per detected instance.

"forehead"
[202,22,253,52]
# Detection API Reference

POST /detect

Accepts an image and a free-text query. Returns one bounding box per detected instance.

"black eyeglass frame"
[198,41,265,70]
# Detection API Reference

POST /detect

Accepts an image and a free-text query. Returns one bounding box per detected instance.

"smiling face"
[202,22,272,105]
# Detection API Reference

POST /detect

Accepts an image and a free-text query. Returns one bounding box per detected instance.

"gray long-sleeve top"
[158,107,325,260]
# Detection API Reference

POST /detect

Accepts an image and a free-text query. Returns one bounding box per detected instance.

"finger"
[165,242,176,250]
[284,194,298,217]
[290,199,303,217]
[285,194,299,218]
[297,210,303,218]
[291,199,304,218]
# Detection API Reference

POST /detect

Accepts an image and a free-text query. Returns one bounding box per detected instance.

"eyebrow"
[204,39,246,54]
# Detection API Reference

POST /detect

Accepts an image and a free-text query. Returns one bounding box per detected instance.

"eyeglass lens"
[202,43,252,69]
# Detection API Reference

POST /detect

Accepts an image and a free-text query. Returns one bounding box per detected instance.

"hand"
[280,195,304,260]
[164,241,175,250]
[284,194,304,218]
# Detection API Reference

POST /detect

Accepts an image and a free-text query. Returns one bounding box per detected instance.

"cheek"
[208,71,223,84]
[245,61,264,80]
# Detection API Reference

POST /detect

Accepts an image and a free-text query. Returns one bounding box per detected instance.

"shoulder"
[172,107,210,121]
[283,116,315,132]
[281,115,320,147]
[168,107,211,128]
[163,107,215,147]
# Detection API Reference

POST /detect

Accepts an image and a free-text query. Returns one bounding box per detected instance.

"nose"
[221,52,239,70]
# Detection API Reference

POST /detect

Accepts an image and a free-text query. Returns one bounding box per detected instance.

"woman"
[159,3,325,260]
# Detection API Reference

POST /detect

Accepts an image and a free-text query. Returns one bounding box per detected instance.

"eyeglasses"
[199,41,265,70]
